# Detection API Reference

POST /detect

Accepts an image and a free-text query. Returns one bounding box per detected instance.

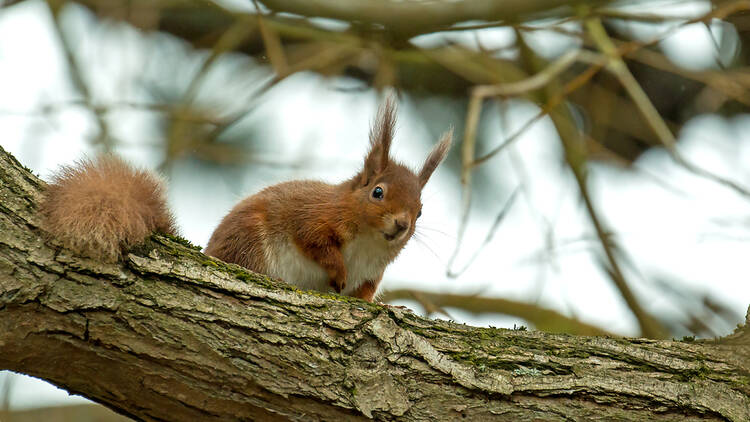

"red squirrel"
[40,96,452,302]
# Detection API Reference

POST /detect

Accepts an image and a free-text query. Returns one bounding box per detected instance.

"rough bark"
[0,144,748,421]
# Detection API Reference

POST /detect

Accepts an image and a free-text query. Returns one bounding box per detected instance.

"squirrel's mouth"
[382,228,405,242]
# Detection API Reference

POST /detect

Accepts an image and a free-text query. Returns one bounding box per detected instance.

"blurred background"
[1,0,750,419]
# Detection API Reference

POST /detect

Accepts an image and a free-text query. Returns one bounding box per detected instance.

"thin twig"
[453,50,582,253]
[252,0,290,76]
[471,110,546,168]
[585,16,750,199]
[473,49,582,98]
[550,105,667,338]
[163,15,257,166]
[449,55,607,278]
[409,291,453,319]
[47,0,113,151]
[446,187,520,278]
[467,52,607,171]
[0,101,227,124]
[619,47,750,106]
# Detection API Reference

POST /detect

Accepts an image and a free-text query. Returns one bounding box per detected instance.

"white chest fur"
[263,231,392,296]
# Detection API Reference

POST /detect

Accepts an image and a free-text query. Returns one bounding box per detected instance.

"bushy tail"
[40,155,177,261]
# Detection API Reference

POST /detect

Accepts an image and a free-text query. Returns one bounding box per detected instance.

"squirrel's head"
[350,94,452,247]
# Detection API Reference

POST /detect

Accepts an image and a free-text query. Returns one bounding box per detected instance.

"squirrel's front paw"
[329,274,346,293]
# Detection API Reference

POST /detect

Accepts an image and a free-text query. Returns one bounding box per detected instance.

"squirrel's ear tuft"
[419,128,452,189]
[361,93,396,186]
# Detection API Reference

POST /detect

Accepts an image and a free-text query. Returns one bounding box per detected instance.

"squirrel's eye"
[372,186,384,200]
[417,210,422,219]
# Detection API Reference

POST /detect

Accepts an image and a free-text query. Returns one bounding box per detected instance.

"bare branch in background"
[46,0,113,150]
[258,0,614,36]
[382,289,616,336]
[446,187,520,278]
[552,102,668,338]
[163,14,257,165]
[585,16,750,199]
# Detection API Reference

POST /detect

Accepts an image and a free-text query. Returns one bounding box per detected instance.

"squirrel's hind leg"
[351,274,383,302]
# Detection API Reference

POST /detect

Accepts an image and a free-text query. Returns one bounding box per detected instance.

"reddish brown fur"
[40,155,176,261]
[201,194,270,272]
[353,276,383,302]
[206,95,452,300]
[419,129,453,188]
[361,95,396,186]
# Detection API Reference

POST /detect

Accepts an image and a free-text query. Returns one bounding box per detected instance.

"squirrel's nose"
[394,218,408,234]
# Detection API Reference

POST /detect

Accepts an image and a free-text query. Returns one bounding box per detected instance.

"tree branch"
[0,145,748,421]
[381,289,615,337]
[256,0,612,36]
